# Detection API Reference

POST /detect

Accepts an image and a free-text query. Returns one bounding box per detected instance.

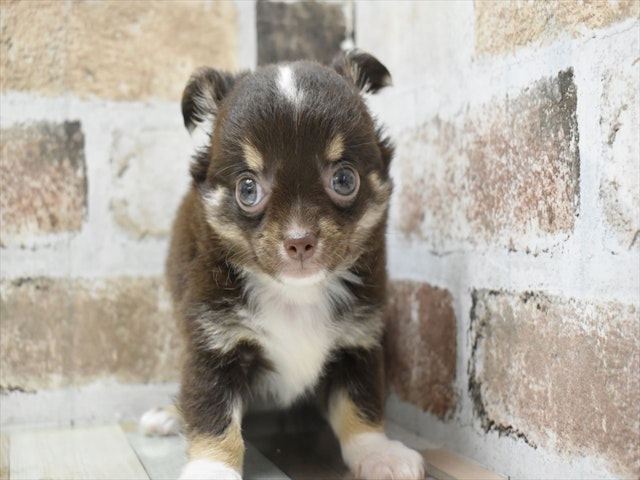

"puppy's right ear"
[181,67,240,135]
[182,68,246,183]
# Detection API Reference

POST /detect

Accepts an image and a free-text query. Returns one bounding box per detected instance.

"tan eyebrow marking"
[326,133,345,162]
[241,140,263,172]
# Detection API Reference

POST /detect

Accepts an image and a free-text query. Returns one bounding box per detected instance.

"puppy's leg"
[179,350,246,480]
[327,349,425,480]
[182,416,243,480]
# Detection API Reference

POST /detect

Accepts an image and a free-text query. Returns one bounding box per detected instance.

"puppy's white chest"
[248,281,339,406]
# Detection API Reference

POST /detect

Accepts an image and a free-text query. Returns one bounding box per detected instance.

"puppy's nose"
[284,233,317,261]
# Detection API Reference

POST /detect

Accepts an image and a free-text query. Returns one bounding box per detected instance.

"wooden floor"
[0,408,502,480]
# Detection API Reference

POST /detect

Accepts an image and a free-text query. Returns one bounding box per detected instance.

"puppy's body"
[163,52,424,480]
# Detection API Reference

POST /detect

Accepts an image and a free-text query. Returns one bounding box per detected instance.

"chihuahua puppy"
[153,50,424,479]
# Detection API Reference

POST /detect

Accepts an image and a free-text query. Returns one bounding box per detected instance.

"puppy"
[150,50,424,480]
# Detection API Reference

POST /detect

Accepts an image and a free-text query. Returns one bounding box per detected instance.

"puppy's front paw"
[139,406,181,436]
[180,460,242,480]
[342,432,425,480]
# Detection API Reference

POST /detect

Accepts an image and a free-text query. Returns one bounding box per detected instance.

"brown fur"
[187,424,244,473]
[165,51,420,478]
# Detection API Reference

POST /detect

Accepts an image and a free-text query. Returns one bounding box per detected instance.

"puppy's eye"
[330,167,359,198]
[236,176,265,211]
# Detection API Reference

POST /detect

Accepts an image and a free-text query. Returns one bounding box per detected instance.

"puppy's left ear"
[331,50,392,94]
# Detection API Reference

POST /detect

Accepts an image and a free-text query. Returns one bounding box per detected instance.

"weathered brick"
[599,58,640,250]
[469,290,640,478]
[475,1,639,56]
[110,127,190,239]
[393,69,579,252]
[386,281,456,418]
[1,0,238,101]
[0,121,87,242]
[257,1,346,65]
[0,277,180,392]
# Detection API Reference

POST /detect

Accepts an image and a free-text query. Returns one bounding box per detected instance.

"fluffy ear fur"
[182,68,246,183]
[181,68,240,133]
[331,50,392,94]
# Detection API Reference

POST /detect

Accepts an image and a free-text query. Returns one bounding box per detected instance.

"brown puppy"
[154,50,424,480]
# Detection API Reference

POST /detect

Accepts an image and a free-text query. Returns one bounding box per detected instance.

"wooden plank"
[10,425,149,480]
[384,422,503,480]
[126,421,290,480]
[385,422,439,452]
[125,430,185,480]
[126,429,290,480]
[0,434,9,480]
[423,448,504,480]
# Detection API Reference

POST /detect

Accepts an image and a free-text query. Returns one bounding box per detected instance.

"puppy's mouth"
[278,258,326,283]
[278,262,327,283]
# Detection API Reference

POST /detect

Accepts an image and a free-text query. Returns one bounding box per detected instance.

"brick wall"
[1,1,638,478]
[358,2,639,478]
[1,0,241,392]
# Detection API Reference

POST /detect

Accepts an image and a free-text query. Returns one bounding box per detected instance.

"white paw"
[180,460,242,480]
[139,406,181,436]
[342,432,425,480]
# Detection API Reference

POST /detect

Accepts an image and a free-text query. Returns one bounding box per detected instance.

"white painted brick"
[0,94,190,279]
[355,1,474,94]
[598,50,640,251]
[110,126,191,239]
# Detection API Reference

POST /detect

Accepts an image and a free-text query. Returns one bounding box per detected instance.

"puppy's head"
[183,51,393,285]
